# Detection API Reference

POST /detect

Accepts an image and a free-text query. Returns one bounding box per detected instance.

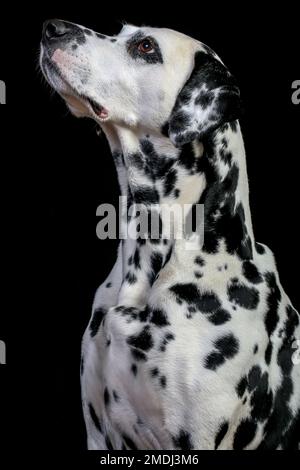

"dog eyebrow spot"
[126,31,163,64]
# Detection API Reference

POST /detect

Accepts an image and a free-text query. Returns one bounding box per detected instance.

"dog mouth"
[41,47,110,122]
[86,97,109,121]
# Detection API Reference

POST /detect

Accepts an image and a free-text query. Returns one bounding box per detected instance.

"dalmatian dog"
[40,19,300,450]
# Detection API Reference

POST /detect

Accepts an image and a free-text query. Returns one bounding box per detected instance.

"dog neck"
[102,120,254,260]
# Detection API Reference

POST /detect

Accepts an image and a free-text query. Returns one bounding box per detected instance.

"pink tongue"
[99,107,108,118]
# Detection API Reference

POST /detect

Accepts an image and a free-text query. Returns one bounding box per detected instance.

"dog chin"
[62,93,90,117]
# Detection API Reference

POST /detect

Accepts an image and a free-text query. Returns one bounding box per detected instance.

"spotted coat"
[40,20,300,450]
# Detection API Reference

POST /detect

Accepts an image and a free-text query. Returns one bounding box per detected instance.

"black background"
[0,0,299,460]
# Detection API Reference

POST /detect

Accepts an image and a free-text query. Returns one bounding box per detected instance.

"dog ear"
[168,50,241,147]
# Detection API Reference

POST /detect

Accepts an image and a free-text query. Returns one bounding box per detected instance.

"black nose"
[43,19,70,40]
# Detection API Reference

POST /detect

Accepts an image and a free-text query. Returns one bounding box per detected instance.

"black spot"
[139,305,151,322]
[236,376,247,398]
[188,306,197,313]
[233,419,257,449]
[80,356,84,375]
[96,32,106,39]
[227,280,259,310]
[127,326,154,351]
[253,344,258,354]
[198,156,253,260]
[163,245,173,267]
[113,390,119,402]
[196,292,221,312]
[171,112,193,147]
[264,342,273,365]
[125,271,137,284]
[160,332,175,351]
[139,139,174,179]
[205,333,239,371]
[105,435,114,450]
[164,168,177,196]
[204,351,225,370]
[242,260,263,284]
[150,308,170,327]
[160,376,167,388]
[170,283,221,313]
[106,282,112,288]
[151,367,159,377]
[250,371,273,422]
[161,121,169,137]
[229,120,238,132]
[148,252,163,284]
[165,332,175,341]
[128,151,144,170]
[248,365,262,391]
[122,433,138,450]
[208,308,231,325]
[131,364,137,376]
[88,403,102,433]
[172,429,193,450]
[76,34,87,45]
[195,89,215,109]
[280,409,300,450]
[255,242,265,254]
[132,186,159,205]
[264,272,281,337]
[215,421,229,449]
[219,148,233,165]
[258,377,293,448]
[131,349,147,361]
[133,249,141,269]
[194,271,203,279]
[89,307,106,337]
[259,302,298,447]
[215,334,239,357]
[104,387,110,406]
[284,305,299,342]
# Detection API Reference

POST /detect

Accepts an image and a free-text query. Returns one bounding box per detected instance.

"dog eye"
[138,38,154,53]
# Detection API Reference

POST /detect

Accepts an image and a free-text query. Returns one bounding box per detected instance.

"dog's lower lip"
[87,98,109,119]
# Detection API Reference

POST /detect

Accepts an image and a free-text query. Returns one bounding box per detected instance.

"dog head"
[40,20,241,144]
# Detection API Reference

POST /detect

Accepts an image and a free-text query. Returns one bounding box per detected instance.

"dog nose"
[43,19,71,41]
[42,19,86,47]
[43,19,79,42]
